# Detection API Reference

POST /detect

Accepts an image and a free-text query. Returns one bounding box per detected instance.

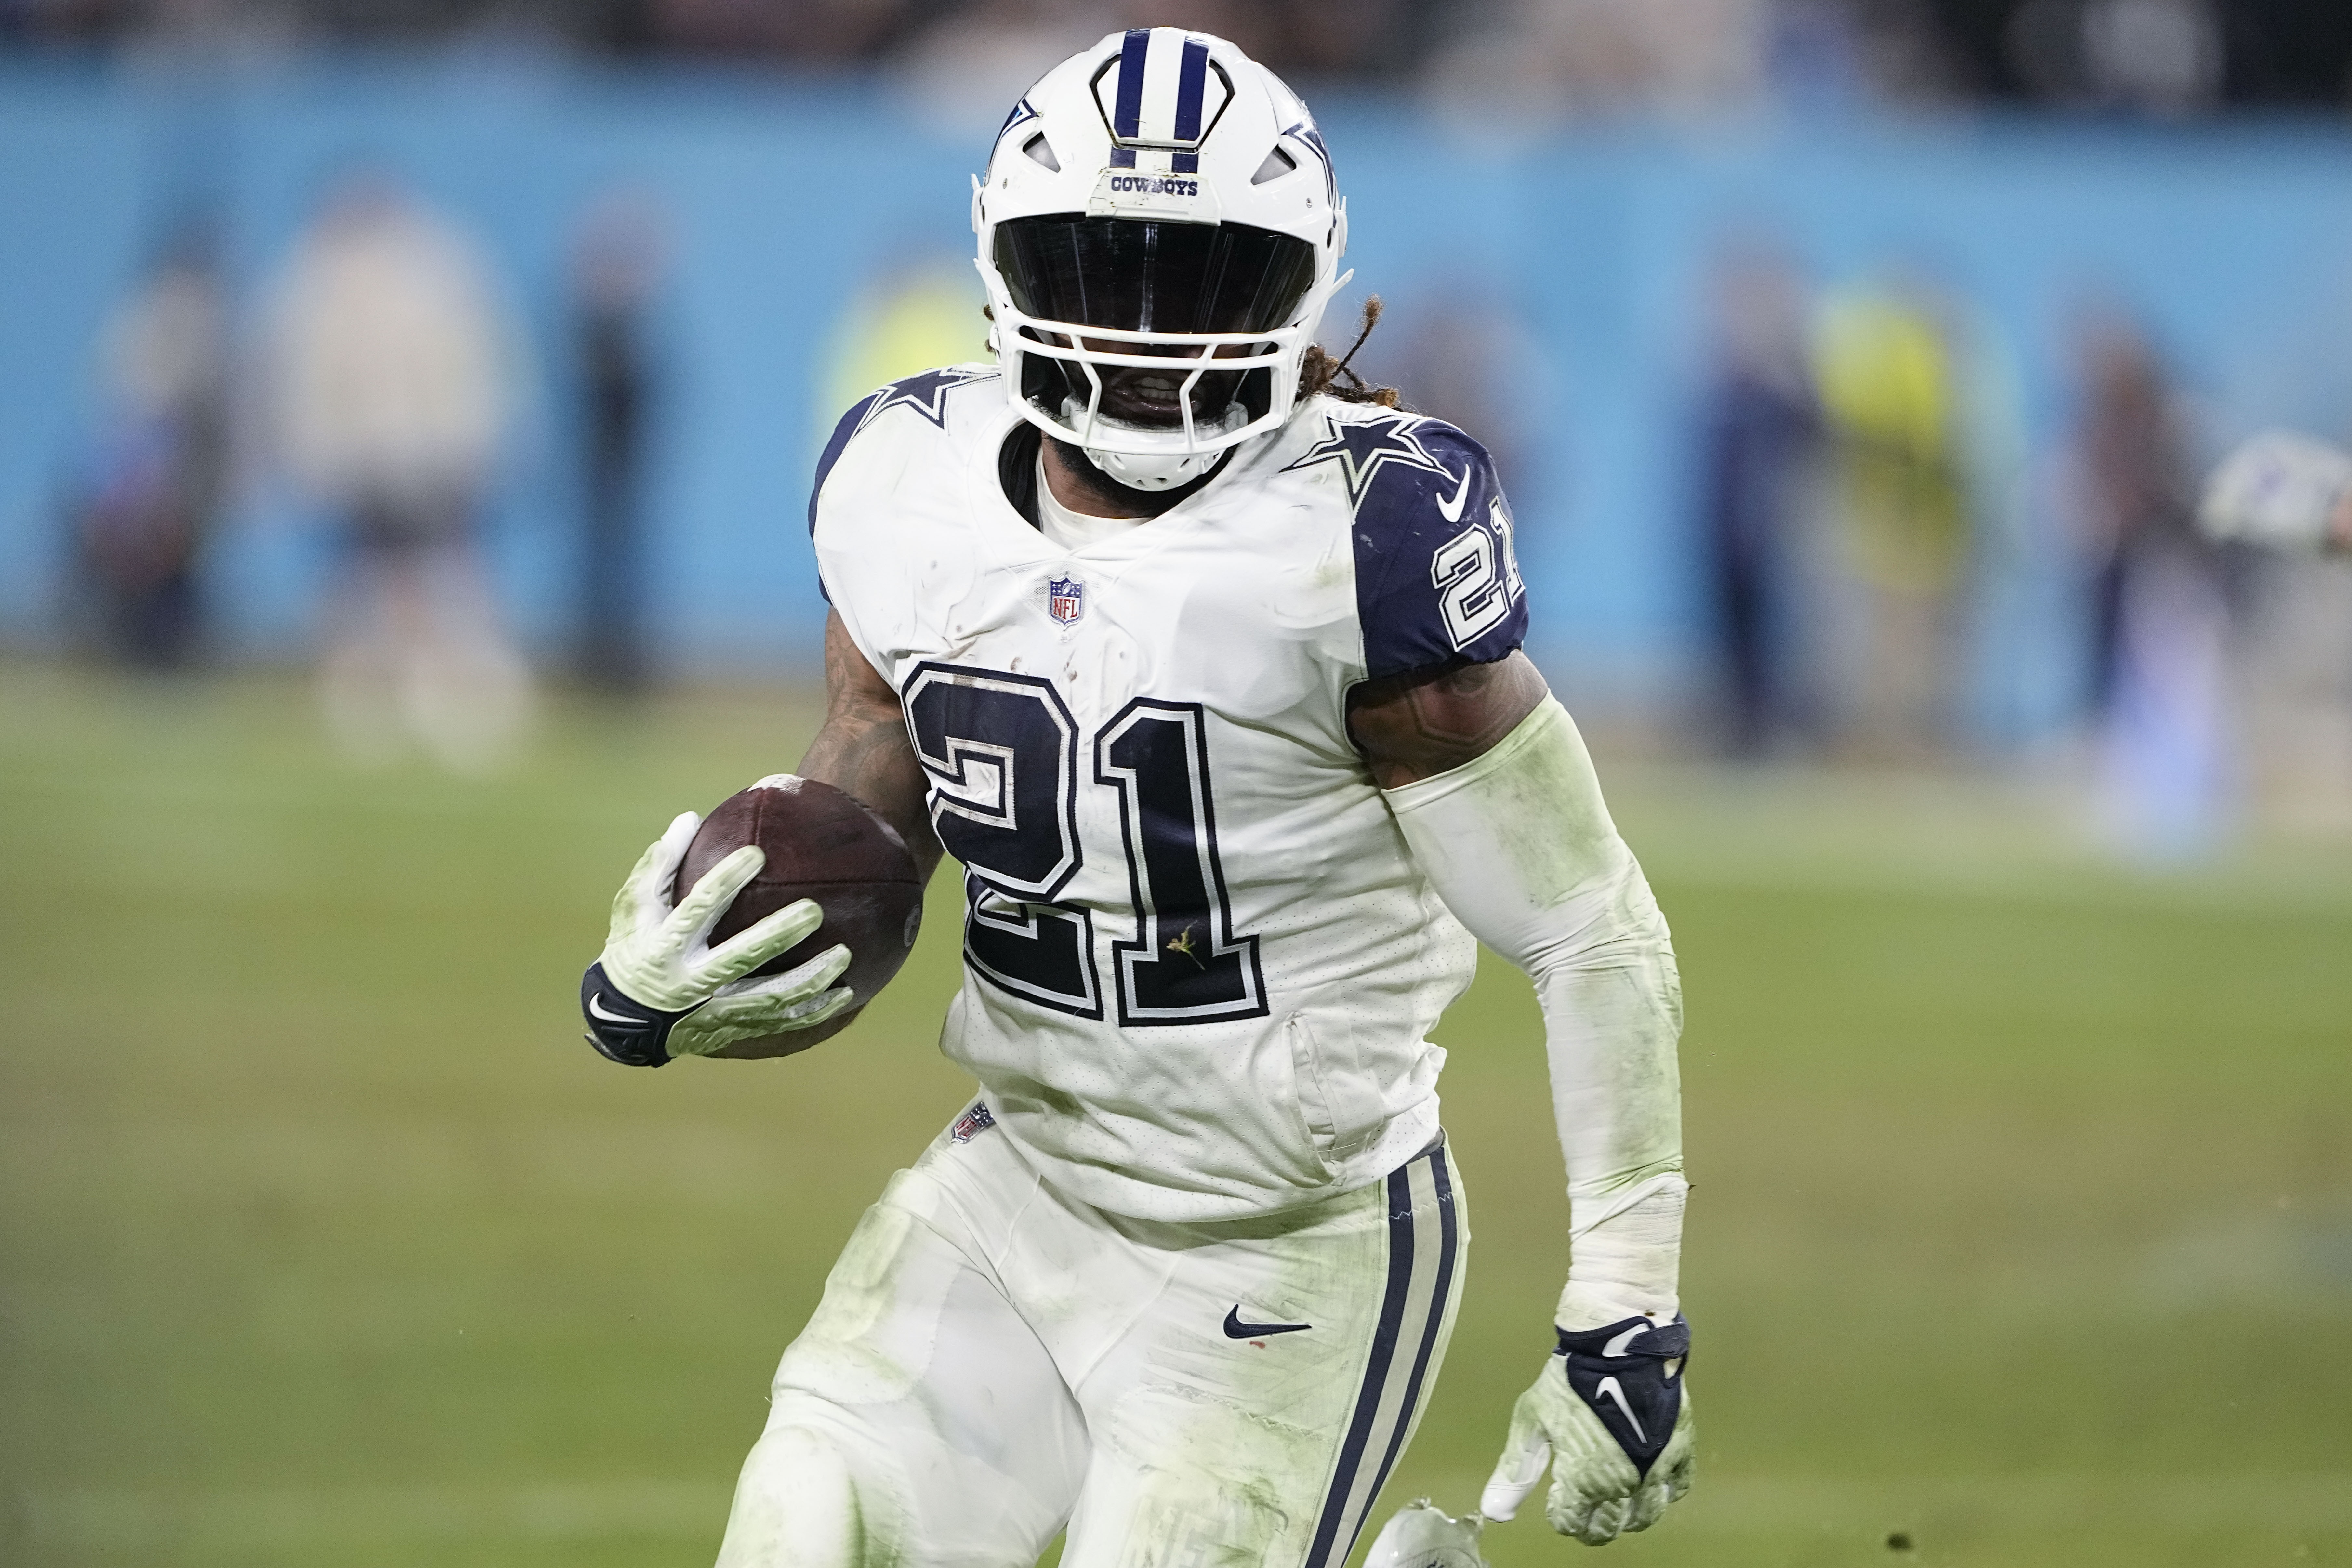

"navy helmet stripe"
[1109,146,1137,169]
[1170,152,1198,174]
[1363,1146,1461,1520]
[1304,1162,1417,1568]
[1114,29,1149,139]
[1172,37,1210,142]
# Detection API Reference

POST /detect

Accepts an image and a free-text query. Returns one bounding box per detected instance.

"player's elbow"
[1515,844,1673,974]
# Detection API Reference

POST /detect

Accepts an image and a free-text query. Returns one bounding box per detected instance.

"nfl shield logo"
[1048,575,1085,625]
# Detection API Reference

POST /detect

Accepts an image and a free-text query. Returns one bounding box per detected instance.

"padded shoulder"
[807,364,1000,534]
[1303,410,1527,679]
[809,392,883,536]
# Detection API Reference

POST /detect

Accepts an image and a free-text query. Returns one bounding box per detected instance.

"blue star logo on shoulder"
[1283,410,1452,509]
[852,365,994,438]
[1047,575,1085,625]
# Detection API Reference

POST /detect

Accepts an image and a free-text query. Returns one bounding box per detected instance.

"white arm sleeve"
[1384,696,1686,1330]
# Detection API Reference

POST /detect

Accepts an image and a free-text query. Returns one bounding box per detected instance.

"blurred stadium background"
[4,3,2351,1565]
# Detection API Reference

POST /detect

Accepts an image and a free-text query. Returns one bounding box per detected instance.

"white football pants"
[713,1104,1468,1568]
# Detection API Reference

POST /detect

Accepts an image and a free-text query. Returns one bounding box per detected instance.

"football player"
[578,29,1693,1566]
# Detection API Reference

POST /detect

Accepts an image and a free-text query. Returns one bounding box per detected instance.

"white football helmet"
[973,27,1351,489]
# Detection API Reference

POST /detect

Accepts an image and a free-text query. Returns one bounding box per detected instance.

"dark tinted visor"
[995,216,1317,336]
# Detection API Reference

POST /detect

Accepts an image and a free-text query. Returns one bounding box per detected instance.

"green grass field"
[3,663,2347,1568]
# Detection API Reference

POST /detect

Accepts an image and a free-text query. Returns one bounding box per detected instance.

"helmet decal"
[1094,28,1232,174]
[1280,121,1337,205]
[999,96,1041,138]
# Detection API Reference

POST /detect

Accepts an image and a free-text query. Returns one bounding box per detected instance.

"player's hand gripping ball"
[1481,1315,1695,1546]
[672,775,924,1008]
[580,776,922,1066]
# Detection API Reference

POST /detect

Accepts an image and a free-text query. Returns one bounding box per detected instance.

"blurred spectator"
[572,190,666,695]
[894,0,1119,131]
[2008,0,2223,115]
[652,0,915,63]
[261,172,531,773]
[1426,0,1776,124]
[1,0,130,42]
[65,221,230,670]
[1837,0,1967,104]
[2067,304,2203,718]
[1424,0,1974,125]
[1766,0,1877,110]
[1230,0,1422,77]
[1695,241,1819,756]
[2064,305,2231,853]
[7,0,1447,81]
[894,0,1434,130]
[15,0,2352,112]
[1808,272,1972,757]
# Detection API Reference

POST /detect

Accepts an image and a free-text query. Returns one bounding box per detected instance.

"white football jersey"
[811,365,1529,1223]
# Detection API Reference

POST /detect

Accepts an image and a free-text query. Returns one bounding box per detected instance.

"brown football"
[674,774,926,1052]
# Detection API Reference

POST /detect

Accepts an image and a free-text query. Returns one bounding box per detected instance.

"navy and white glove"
[579,812,852,1067]
[1480,1314,1695,1545]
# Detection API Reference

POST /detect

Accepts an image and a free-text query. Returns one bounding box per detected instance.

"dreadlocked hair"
[1297,295,1401,408]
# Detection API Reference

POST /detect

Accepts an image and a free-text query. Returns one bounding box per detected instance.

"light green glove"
[599,812,855,1058]
[1480,1335,1695,1545]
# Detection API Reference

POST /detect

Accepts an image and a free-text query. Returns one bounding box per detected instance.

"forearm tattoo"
[1347,651,1551,789]
[798,613,944,879]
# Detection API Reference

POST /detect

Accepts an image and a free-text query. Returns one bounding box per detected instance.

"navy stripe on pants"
[1302,1143,1461,1568]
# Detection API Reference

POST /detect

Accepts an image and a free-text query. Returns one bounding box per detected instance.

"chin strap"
[1082,442,1222,491]
[1059,395,1250,491]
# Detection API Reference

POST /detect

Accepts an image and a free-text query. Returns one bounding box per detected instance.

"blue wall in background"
[7,54,2352,740]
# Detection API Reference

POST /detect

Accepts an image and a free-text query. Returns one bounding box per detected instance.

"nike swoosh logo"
[1435,464,1475,522]
[586,994,643,1027]
[1593,1375,1648,1443]
[1601,1324,1645,1358]
[1223,1306,1312,1339]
